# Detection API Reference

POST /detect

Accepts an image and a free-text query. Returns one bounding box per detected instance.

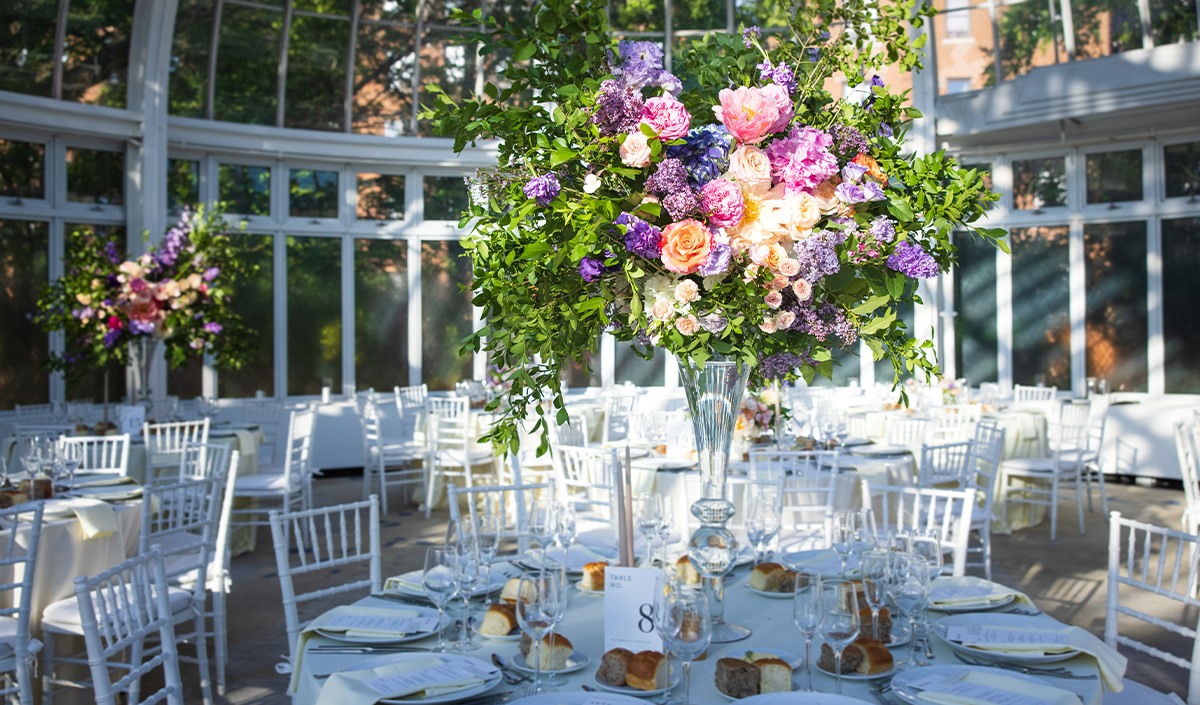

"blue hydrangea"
[664,125,733,189]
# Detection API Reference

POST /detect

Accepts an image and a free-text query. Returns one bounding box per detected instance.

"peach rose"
[812,178,842,214]
[652,298,674,321]
[792,278,813,302]
[771,275,791,290]
[660,219,713,274]
[779,259,800,277]
[853,153,887,182]
[759,318,777,333]
[776,311,796,329]
[676,314,700,336]
[726,146,773,194]
[765,291,783,309]
[762,244,788,271]
[675,279,700,303]
[620,132,652,168]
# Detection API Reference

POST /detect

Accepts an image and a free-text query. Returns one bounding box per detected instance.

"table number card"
[118,405,145,437]
[604,566,662,653]
[666,418,693,457]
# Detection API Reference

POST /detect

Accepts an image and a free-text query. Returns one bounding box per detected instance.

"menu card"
[324,613,439,635]
[362,662,485,696]
[604,566,662,653]
[905,672,1058,705]
[931,585,997,603]
[944,625,1070,649]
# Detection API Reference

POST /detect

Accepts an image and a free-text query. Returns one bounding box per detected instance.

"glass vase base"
[709,621,752,643]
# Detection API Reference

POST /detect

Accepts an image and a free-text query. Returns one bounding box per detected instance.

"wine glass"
[555,502,576,568]
[830,509,855,576]
[907,530,943,659]
[636,493,663,566]
[515,570,560,694]
[530,497,557,559]
[539,564,569,686]
[860,549,890,642]
[745,488,781,565]
[475,513,502,589]
[818,579,861,695]
[792,572,821,692]
[657,588,710,705]
[892,553,932,669]
[422,547,457,652]
[655,499,674,571]
[449,539,481,652]
[853,507,879,554]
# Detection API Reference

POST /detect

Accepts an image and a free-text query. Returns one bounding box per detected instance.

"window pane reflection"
[610,0,665,31]
[615,344,664,387]
[423,176,469,221]
[168,0,214,118]
[285,15,349,131]
[1072,0,1143,59]
[168,159,199,214]
[418,31,478,136]
[1084,221,1147,392]
[287,236,342,395]
[0,139,45,199]
[356,239,409,391]
[1150,0,1198,44]
[672,0,725,30]
[995,1,1066,80]
[1012,157,1066,210]
[565,341,601,388]
[0,0,57,98]
[290,169,339,219]
[64,224,127,404]
[934,5,993,94]
[1164,141,1200,199]
[1163,217,1200,393]
[67,148,124,205]
[217,234,274,398]
[219,164,271,216]
[1085,149,1142,204]
[954,232,999,384]
[357,173,405,220]
[63,0,135,108]
[214,4,282,125]
[0,220,49,408]
[353,22,416,136]
[1011,225,1070,388]
[421,241,472,391]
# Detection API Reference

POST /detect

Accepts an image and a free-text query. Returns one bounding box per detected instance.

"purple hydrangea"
[869,217,897,243]
[102,330,121,347]
[523,173,561,207]
[665,125,734,188]
[592,80,645,136]
[887,240,940,278]
[579,256,605,282]
[203,322,223,334]
[698,242,732,276]
[203,267,220,281]
[644,159,690,195]
[757,60,797,94]
[615,213,662,259]
[104,240,121,265]
[828,124,870,159]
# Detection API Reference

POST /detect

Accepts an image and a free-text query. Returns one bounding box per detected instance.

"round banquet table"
[292,566,1106,705]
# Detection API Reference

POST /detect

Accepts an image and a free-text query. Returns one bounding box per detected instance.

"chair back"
[14,424,73,443]
[1106,512,1200,704]
[426,397,472,452]
[269,496,382,665]
[1013,384,1057,409]
[1051,399,1092,452]
[73,548,185,705]
[602,390,639,445]
[448,475,555,555]
[917,440,975,488]
[968,423,1007,521]
[553,445,618,521]
[241,401,283,463]
[394,384,428,413]
[60,434,132,476]
[0,503,43,705]
[140,475,226,595]
[1176,422,1200,535]
[143,419,211,477]
[178,442,233,483]
[551,415,590,449]
[930,404,982,442]
[887,416,929,447]
[14,403,55,419]
[749,449,840,481]
[863,481,975,576]
[777,460,840,551]
[280,408,318,488]
[727,475,785,541]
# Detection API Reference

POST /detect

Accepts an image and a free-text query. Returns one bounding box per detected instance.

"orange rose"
[853,153,887,182]
[660,219,713,274]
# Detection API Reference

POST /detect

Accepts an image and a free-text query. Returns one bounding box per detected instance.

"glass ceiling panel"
[0,0,57,98]
[285,14,350,131]
[214,4,283,126]
[294,0,352,14]
[63,0,135,108]
[169,0,215,118]
[353,22,416,136]
[610,0,666,32]
[361,0,419,22]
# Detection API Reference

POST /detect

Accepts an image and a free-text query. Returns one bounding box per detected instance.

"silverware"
[581,685,597,692]
[491,653,533,685]
[952,652,1098,679]
[309,645,423,654]
[922,635,936,660]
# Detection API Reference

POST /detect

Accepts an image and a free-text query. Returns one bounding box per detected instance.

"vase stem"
[129,337,157,415]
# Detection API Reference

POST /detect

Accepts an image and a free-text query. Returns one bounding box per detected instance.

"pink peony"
[764,126,839,194]
[761,84,794,133]
[620,133,652,168]
[699,179,744,228]
[714,87,780,145]
[640,96,692,140]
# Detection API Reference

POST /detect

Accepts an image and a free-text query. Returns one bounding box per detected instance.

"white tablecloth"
[292,569,1106,705]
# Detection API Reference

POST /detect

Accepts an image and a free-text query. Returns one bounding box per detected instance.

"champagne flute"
[658,588,710,705]
[860,549,890,642]
[907,530,943,659]
[540,564,569,686]
[515,570,557,694]
[854,507,879,554]
[792,572,821,691]
[449,539,481,652]
[530,497,557,560]
[652,573,682,705]
[636,493,663,566]
[422,547,457,653]
[892,553,932,669]
[831,509,855,576]
[556,502,577,568]
[476,513,502,589]
[818,578,861,695]
[655,500,674,572]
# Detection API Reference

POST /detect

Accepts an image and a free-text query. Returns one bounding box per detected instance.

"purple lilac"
[523,174,561,207]
[615,213,663,259]
[129,320,155,335]
[102,330,121,347]
[757,60,797,94]
[794,228,845,283]
[616,40,681,95]
[758,351,816,378]
[203,322,223,334]
[886,240,940,278]
[698,242,732,276]
[662,191,700,220]
[203,267,219,281]
[869,217,896,243]
[828,124,870,159]
[644,158,690,195]
[665,125,734,188]
[155,224,191,269]
[104,240,121,264]
[592,80,645,136]
[742,26,761,48]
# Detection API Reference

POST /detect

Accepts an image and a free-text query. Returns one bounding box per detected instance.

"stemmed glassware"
[860,549,890,642]
[907,530,943,660]
[792,572,821,692]
[476,513,502,589]
[555,503,577,568]
[655,500,674,572]
[653,573,681,705]
[831,509,855,576]
[656,587,710,705]
[530,497,557,559]
[539,565,569,686]
[892,553,932,669]
[745,488,781,565]
[818,578,861,695]
[515,569,563,694]
[853,508,878,554]
[422,547,457,653]
[636,494,663,567]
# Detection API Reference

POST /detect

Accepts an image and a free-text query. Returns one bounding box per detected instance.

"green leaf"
[851,294,890,315]
[550,147,577,166]
[514,40,537,62]
[887,198,914,221]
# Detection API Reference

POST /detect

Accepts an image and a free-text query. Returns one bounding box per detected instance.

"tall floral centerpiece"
[33,206,256,411]
[427,0,1003,638]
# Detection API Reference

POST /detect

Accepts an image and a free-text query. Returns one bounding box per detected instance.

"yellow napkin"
[61,499,118,539]
[915,669,1080,705]
[961,624,1126,692]
[930,576,1037,611]
[314,655,485,705]
[383,570,425,593]
[74,476,139,488]
[287,605,423,693]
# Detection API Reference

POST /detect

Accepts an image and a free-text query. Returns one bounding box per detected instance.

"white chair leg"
[982,524,992,582]
[379,465,390,515]
[41,630,55,705]
[1076,471,1086,535]
[1049,477,1058,542]
[193,606,214,705]
[214,588,228,695]
[1096,466,1109,515]
[425,462,436,520]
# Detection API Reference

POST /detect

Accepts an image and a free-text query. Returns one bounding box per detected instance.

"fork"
[953,652,1097,679]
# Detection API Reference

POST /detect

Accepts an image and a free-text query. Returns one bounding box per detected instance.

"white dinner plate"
[509,650,591,674]
[840,437,872,447]
[312,604,441,645]
[850,444,912,457]
[746,586,793,599]
[508,693,646,705]
[718,647,804,670]
[574,580,604,596]
[67,485,143,501]
[815,660,896,680]
[738,694,876,705]
[370,653,503,704]
[594,668,680,697]
[889,664,1056,705]
[932,613,1081,664]
[929,576,1020,613]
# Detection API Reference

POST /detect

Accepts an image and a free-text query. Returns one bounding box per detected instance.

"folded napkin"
[288,606,431,692]
[384,561,518,594]
[914,669,1080,705]
[57,499,118,540]
[73,476,140,489]
[930,576,1037,611]
[959,624,1126,692]
[314,655,487,705]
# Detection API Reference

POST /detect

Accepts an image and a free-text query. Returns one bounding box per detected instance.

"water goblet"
[830,509,855,576]
[539,564,570,686]
[792,572,821,691]
[422,547,457,652]
[515,570,560,694]
[657,588,710,705]
[891,553,932,669]
[818,579,861,695]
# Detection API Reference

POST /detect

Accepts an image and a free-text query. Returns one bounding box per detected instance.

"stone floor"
[184,473,1193,704]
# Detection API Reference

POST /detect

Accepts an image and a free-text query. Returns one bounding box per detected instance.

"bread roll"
[753,657,792,694]
[852,637,894,675]
[500,578,537,605]
[817,642,864,674]
[858,605,893,642]
[625,651,667,691]
[596,648,634,686]
[539,633,573,671]
[581,562,607,591]
[479,603,517,636]
[674,555,702,585]
[715,657,759,698]
[749,562,786,592]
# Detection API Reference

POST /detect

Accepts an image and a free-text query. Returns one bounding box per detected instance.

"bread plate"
[815,660,896,680]
[509,650,591,674]
[593,670,680,697]
[746,586,794,599]
[717,647,804,670]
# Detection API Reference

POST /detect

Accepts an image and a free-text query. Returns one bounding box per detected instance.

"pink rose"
[676,315,700,336]
[700,179,744,228]
[640,96,692,140]
[674,279,700,303]
[652,298,674,321]
[759,318,777,333]
[779,259,800,277]
[771,275,790,290]
[792,278,813,301]
[765,291,783,309]
[661,219,713,274]
[715,87,780,145]
[761,84,794,133]
[726,146,773,195]
[620,133,652,168]
[776,310,796,329]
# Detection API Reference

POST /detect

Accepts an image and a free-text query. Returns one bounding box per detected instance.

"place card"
[362,663,479,696]
[904,672,1057,705]
[323,614,440,634]
[944,625,1069,647]
[118,405,144,437]
[604,566,662,653]
[666,417,693,457]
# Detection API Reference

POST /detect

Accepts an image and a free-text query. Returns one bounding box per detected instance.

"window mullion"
[345,0,361,133]
[277,0,295,128]
[407,169,422,387]
[52,0,69,100]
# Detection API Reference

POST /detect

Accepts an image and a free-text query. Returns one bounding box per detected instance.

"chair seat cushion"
[42,587,192,634]
[999,458,1060,475]
[235,472,298,492]
[434,449,495,467]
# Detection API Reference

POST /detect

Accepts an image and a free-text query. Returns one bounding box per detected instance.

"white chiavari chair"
[394,384,428,417]
[964,423,1006,581]
[241,400,283,464]
[862,481,975,576]
[231,408,316,528]
[361,398,424,513]
[929,404,982,442]
[601,388,639,445]
[268,496,381,671]
[143,419,210,483]
[447,475,555,556]
[1177,421,1200,537]
[1012,384,1058,413]
[917,440,976,488]
[0,503,43,705]
[998,399,1091,541]
[424,396,496,519]
[551,414,591,449]
[59,434,131,478]
[747,450,840,552]
[886,416,930,448]
[13,404,54,421]
[1105,512,1200,705]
